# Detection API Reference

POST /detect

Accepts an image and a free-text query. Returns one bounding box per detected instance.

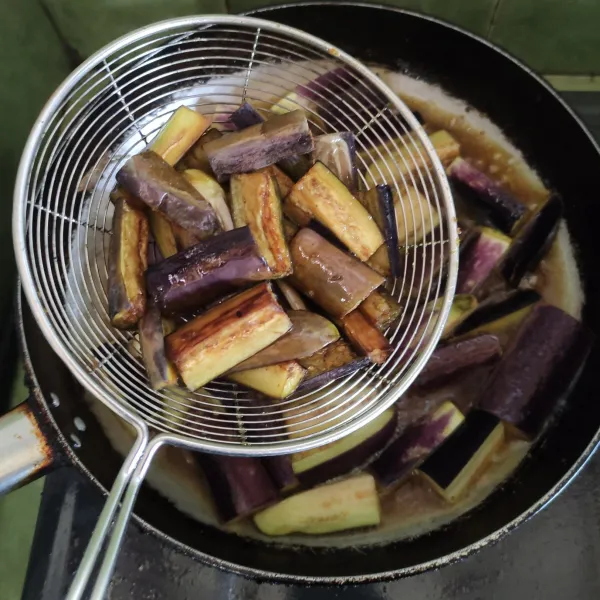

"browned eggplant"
[181,127,222,173]
[171,222,199,251]
[228,361,306,399]
[359,290,403,331]
[312,132,358,192]
[359,185,400,277]
[229,311,340,373]
[116,151,221,240]
[146,226,271,316]
[108,198,149,329]
[253,474,380,536]
[457,227,511,294]
[195,453,278,523]
[138,303,178,390]
[448,157,527,234]
[287,162,384,261]
[414,334,502,388]
[288,228,384,318]
[371,401,465,488]
[109,185,145,210]
[204,110,313,180]
[417,410,505,503]
[500,194,564,287]
[149,106,211,167]
[339,310,393,365]
[166,283,292,390]
[297,340,370,393]
[230,170,292,276]
[148,211,178,259]
[480,304,591,438]
[292,408,396,487]
[364,130,460,187]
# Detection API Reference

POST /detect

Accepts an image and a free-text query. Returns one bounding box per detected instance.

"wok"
[3,1,600,585]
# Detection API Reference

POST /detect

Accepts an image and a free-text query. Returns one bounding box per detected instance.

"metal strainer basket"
[13,15,457,599]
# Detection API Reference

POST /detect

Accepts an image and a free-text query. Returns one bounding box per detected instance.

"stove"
[20,92,600,600]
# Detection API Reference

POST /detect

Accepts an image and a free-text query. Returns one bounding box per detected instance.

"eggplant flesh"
[287,162,384,261]
[359,289,403,332]
[116,151,221,240]
[149,106,211,167]
[414,334,502,388]
[417,410,505,503]
[453,289,540,338]
[148,211,178,259]
[229,311,340,373]
[182,169,233,231]
[480,304,585,437]
[276,280,307,311]
[292,408,397,487]
[312,132,358,192]
[288,228,384,319]
[340,310,393,365]
[146,226,271,316]
[448,157,527,234]
[372,401,464,488]
[253,474,380,536]
[228,361,306,399]
[204,110,313,180]
[230,170,292,276]
[166,283,292,390]
[108,198,149,329]
[500,194,563,287]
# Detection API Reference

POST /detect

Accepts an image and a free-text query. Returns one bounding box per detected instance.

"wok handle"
[65,430,165,600]
[0,400,55,494]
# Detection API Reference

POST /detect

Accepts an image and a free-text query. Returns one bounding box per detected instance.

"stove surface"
[22,93,600,600]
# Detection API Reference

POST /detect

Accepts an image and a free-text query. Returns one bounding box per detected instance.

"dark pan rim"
[17,1,600,584]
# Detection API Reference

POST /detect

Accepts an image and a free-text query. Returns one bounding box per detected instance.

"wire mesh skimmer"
[13,15,457,599]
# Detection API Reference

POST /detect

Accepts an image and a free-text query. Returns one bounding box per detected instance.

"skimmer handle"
[66,429,166,600]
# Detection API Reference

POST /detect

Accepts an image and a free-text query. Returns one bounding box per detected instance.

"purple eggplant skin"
[288,228,385,319]
[295,357,371,395]
[230,102,265,129]
[313,133,358,192]
[479,304,589,438]
[371,402,464,489]
[457,227,511,294]
[145,226,271,316]
[414,334,502,388]
[116,151,221,240]
[204,110,314,181]
[229,102,312,181]
[448,158,527,234]
[295,409,397,488]
[362,185,401,279]
[194,453,278,523]
[500,194,563,288]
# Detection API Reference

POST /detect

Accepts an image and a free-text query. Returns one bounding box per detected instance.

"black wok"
[5,1,600,584]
